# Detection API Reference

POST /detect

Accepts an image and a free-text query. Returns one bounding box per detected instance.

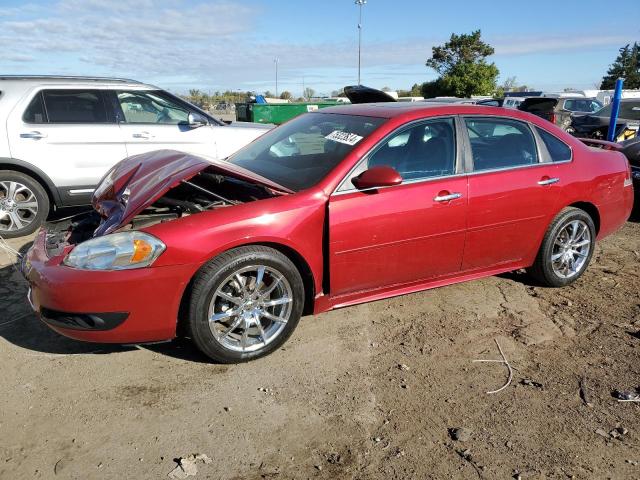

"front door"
[329,117,467,296]
[114,89,219,159]
[460,116,562,270]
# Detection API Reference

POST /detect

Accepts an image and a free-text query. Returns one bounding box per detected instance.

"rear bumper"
[23,229,197,344]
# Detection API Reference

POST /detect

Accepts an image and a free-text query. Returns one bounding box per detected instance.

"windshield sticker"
[325,130,364,146]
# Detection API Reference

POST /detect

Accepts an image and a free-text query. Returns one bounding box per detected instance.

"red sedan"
[23,103,634,363]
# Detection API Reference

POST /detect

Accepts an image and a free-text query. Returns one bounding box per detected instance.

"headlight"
[63,232,165,270]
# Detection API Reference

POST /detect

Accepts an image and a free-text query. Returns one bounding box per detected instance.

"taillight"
[549,113,557,123]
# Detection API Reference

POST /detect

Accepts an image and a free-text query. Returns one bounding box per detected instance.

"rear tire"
[527,207,596,287]
[186,246,304,363]
[0,170,49,238]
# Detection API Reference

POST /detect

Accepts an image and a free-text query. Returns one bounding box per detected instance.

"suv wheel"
[0,170,49,238]
[186,246,305,363]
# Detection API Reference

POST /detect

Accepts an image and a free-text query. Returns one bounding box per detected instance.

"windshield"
[227,112,385,191]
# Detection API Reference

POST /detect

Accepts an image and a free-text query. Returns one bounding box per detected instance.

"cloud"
[0,0,635,93]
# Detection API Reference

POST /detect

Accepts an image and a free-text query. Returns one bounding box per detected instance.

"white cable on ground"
[472,338,514,395]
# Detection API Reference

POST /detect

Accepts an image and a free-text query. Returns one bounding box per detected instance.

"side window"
[42,90,109,123]
[23,92,47,123]
[117,91,190,124]
[536,127,572,162]
[465,117,538,171]
[563,99,575,111]
[365,118,456,181]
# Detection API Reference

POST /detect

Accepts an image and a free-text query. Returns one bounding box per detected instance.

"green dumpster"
[235,102,344,125]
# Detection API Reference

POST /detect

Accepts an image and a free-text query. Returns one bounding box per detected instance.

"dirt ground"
[0,218,638,480]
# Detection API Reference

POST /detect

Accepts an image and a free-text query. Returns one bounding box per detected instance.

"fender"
[0,157,63,207]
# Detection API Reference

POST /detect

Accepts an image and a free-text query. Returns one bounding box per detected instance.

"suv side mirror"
[188,112,208,128]
[352,165,402,190]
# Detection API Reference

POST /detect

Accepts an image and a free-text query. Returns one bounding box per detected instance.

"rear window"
[42,90,110,123]
[536,127,572,162]
[519,98,558,113]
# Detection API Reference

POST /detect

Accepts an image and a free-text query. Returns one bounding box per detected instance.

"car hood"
[343,85,397,104]
[92,149,292,237]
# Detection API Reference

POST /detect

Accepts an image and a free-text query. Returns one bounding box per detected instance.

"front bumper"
[23,229,197,344]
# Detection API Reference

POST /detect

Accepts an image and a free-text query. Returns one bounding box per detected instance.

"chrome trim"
[68,188,95,195]
[332,172,467,196]
[465,159,569,177]
[434,192,462,202]
[538,177,560,186]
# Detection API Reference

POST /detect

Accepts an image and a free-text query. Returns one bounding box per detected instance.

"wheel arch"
[0,157,62,208]
[176,241,317,337]
[567,201,600,235]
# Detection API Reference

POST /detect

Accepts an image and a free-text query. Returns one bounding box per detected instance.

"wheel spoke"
[569,221,580,241]
[6,182,17,201]
[209,308,238,323]
[220,315,244,338]
[241,323,250,351]
[254,266,266,292]
[218,291,242,305]
[260,310,288,324]
[259,276,282,299]
[16,201,38,211]
[9,212,24,229]
[572,239,590,248]
[551,252,564,261]
[261,296,292,308]
[254,314,267,344]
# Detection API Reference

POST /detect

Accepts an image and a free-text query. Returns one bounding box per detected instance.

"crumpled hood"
[92,149,292,237]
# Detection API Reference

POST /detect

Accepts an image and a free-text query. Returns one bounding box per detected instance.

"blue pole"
[607,78,624,142]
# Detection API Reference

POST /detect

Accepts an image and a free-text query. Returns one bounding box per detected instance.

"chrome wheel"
[551,219,591,279]
[207,265,293,352]
[0,181,39,233]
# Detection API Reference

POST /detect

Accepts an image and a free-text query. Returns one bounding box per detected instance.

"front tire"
[527,207,596,287]
[0,170,49,238]
[186,246,304,363]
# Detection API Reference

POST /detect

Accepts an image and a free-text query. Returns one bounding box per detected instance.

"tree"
[601,43,640,89]
[264,90,274,98]
[279,90,292,100]
[303,87,315,99]
[425,30,499,97]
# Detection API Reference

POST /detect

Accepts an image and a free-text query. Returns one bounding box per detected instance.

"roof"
[317,102,535,120]
[0,75,158,90]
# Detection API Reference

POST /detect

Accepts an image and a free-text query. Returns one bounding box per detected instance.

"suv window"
[465,118,538,171]
[23,92,47,123]
[536,127,572,162]
[42,90,109,123]
[365,118,456,181]
[117,90,190,124]
[564,99,601,113]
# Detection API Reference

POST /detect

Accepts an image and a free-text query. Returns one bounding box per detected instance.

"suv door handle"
[20,131,47,140]
[434,192,462,202]
[538,177,560,186]
[132,132,154,139]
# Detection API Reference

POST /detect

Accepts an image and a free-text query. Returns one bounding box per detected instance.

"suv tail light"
[548,113,557,124]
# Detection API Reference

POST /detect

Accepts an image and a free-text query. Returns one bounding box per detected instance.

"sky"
[0,0,638,96]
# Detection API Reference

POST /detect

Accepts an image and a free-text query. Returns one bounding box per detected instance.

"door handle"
[132,132,154,139]
[538,177,560,186]
[20,131,47,140]
[434,192,462,202]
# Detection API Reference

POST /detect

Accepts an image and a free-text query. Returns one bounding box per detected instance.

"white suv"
[0,76,271,238]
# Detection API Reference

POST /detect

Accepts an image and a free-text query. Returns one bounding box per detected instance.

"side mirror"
[188,112,208,128]
[352,165,402,190]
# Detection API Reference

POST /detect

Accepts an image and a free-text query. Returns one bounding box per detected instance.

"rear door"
[461,116,563,271]
[328,117,467,296]
[113,89,220,159]
[7,88,128,204]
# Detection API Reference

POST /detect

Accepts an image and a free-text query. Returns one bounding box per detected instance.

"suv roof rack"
[0,75,143,83]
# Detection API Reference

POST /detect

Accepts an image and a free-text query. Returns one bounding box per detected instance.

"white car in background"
[0,76,271,237]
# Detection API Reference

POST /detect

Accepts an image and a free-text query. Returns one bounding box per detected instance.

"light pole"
[274,57,279,98]
[355,0,366,85]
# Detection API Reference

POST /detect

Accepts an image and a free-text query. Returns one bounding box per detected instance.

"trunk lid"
[92,149,292,236]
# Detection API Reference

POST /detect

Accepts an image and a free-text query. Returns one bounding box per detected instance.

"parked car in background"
[518,96,602,131]
[23,103,633,363]
[568,99,640,140]
[0,76,271,238]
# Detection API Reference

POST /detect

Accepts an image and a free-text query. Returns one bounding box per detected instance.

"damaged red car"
[23,103,634,362]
